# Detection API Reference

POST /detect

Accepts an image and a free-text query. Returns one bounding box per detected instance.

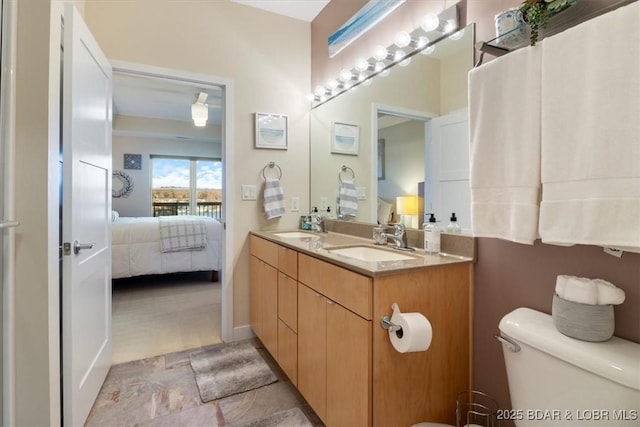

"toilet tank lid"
[499,308,640,391]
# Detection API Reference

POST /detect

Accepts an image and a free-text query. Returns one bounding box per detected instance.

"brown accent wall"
[312,0,640,420]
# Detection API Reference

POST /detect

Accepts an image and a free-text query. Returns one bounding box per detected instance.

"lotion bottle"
[423,213,441,254]
[446,212,461,234]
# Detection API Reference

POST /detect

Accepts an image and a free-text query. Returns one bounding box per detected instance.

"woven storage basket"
[552,293,614,342]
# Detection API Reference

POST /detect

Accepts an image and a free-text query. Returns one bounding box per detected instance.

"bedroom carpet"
[85,339,323,427]
[112,272,222,364]
[190,342,278,402]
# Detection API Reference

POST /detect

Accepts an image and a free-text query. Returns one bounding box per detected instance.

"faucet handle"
[393,223,405,236]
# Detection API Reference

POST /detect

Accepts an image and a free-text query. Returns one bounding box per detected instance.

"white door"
[427,109,470,232]
[62,5,112,426]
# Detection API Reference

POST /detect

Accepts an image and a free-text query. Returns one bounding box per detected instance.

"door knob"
[73,240,95,255]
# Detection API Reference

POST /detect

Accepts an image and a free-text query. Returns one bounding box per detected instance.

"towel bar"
[262,161,282,180]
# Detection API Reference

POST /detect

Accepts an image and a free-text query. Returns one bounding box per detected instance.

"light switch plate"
[291,196,300,212]
[319,197,328,211]
[241,184,257,201]
[356,187,367,200]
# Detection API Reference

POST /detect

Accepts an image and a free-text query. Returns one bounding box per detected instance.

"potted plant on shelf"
[520,0,579,45]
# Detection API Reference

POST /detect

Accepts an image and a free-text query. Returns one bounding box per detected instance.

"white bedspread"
[112,216,222,279]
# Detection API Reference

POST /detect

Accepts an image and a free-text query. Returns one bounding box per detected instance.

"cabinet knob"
[326,299,335,305]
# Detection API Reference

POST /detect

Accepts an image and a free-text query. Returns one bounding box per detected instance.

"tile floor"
[88,273,323,426]
[86,339,324,426]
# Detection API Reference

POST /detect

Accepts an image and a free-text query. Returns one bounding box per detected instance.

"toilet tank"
[498,308,640,426]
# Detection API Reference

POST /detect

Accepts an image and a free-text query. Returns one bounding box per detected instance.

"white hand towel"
[469,44,542,244]
[593,278,626,306]
[338,179,358,217]
[555,275,598,305]
[539,2,640,252]
[263,178,285,220]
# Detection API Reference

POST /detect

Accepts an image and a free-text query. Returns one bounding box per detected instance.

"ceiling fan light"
[191,103,208,126]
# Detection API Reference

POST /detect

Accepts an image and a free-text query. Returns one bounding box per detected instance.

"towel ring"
[262,161,282,180]
[338,165,355,184]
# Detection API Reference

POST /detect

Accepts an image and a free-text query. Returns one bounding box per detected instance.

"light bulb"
[421,14,439,32]
[394,31,411,48]
[380,69,390,77]
[358,72,367,82]
[355,58,370,72]
[374,61,385,73]
[442,19,456,34]
[362,78,372,86]
[394,49,406,62]
[421,45,435,55]
[339,69,352,82]
[314,85,325,96]
[417,36,429,49]
[400,57,411,67]
[373,45,388,61]
[326,79,338,89]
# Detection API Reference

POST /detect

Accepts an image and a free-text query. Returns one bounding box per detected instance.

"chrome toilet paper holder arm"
[380,316,402,332]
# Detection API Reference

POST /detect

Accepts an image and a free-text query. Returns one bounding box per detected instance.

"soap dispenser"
[446,212,461,234]
[423,213,441,254]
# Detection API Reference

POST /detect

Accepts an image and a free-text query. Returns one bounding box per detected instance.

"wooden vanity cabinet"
[298,254,372,427]
[249,236,299,384]
[251,234,471,427]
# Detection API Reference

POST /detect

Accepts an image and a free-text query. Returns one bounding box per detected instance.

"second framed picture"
[331,122,359,155]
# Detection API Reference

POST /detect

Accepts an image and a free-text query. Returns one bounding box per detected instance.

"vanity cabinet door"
[326,301,372,427]
[249,255,278,358]
[297,283,327,423]
[278,319,298,386]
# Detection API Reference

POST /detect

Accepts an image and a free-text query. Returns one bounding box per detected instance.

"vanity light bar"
[309,3,459,106]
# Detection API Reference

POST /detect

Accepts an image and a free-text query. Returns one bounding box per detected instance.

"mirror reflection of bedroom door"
[61,5,112,426]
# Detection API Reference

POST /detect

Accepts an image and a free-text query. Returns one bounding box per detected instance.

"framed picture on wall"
[331,122,359,155]
[255,113,288,149]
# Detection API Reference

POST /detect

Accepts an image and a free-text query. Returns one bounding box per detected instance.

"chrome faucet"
[309,210,326,233]
[381,224,413,251]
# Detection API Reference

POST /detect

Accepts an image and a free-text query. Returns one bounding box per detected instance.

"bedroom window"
[151,156,222,218]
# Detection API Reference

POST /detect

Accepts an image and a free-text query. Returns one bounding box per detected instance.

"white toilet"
[498,307,640,426]
[415,307,640,427]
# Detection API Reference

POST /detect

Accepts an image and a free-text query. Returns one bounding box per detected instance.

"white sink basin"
[326,245,416,262]
[273,231,319,239]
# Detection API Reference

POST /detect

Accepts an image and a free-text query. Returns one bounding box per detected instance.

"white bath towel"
[556,275,626,306]
[338,179,358,217]
[539,2,640,252]
[469,44,542,244]
[263,178,285,220]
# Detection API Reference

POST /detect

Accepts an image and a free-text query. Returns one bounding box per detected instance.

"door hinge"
[63,242,72,256]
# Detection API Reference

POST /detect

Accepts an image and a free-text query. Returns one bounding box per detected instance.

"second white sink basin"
[326,245,416,262]
[273,231,319,239]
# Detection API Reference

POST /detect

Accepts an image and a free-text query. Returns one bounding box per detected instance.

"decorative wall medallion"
[124,153,142,170]
[112,170,134,198]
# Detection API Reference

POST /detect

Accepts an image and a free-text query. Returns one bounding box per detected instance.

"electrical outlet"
[291,196,300,212]
[356,187,367,200]
[319,197,328,211]
[241,184,257,201]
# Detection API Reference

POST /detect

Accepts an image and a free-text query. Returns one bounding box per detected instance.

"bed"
[111,215,223,281]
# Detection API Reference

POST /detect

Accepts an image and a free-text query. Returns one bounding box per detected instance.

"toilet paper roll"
[389,310,433,353]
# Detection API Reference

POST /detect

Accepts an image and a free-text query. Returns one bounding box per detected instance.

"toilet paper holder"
[380,315,402,333]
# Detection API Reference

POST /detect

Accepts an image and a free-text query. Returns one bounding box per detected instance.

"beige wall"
[83,0,311,329]
[311,0,640,421]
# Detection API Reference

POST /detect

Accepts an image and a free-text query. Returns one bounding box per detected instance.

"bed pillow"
[377,198,393,225]
[111,210,120,222]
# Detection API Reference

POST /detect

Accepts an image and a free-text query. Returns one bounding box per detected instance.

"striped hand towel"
[338,179,358,217]
[263,177,285,219]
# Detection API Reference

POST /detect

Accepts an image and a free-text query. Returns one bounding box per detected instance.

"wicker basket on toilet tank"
[552,293,614,342]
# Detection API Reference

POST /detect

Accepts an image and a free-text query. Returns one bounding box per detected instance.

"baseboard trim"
[232,324,254,342]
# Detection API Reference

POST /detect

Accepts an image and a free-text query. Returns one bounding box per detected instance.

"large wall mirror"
[310,23,474,233]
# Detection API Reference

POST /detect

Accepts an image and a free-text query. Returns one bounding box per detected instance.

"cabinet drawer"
[250,235,278,267]
[298,253,372,320]
[278,272,297,332]
[278,245,298,279]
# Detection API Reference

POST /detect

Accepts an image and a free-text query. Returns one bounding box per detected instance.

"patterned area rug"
[237,407,313,427]
[190,342,277,402]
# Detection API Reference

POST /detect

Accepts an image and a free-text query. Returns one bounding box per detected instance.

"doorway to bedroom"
[110,64,229,364]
